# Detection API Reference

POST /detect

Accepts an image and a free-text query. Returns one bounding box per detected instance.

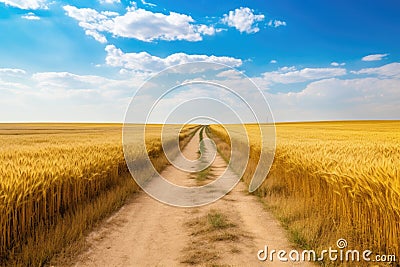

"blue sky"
[0,0,399,122]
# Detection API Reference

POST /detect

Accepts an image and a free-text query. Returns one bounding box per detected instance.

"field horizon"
[1,119,399,125]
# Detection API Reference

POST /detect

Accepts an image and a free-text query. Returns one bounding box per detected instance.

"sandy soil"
[73,129,314,266]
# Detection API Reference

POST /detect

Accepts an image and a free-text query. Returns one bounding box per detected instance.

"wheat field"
[2,121,398,265]
[0,123,197,266]
[210,121,400,264]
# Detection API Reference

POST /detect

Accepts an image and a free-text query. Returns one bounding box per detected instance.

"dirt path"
[73,128,314,266]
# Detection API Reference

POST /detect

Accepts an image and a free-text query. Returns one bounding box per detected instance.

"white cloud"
[261,66,347,84]
[268,19,286,28]
[63,4,218,43]
[279,66,296,72]
[85,29,107,43]
[105,45,242,72]
[32,72,114,89]
[215,69,242,79]
[0,80,30,91]
[0,70,150,122]
[270,59,277,64]
[141,0,156,7]
[1,64,399,122]
[267,77,400,121]
[62,5,113,43]
[0,68,26,75]
[0,68,30,91]
[21,12,40,20]
[99,0,120,4]
[331,62,345,67]
[221,7,264,34]
[0,0,47,9]
[362,53,388,61]
[351,62,400,78]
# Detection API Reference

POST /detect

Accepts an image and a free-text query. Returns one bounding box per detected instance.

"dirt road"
[73,128,313,266]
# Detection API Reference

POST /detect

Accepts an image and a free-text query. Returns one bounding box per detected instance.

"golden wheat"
[210,121,400,264]
[0,123,197,266]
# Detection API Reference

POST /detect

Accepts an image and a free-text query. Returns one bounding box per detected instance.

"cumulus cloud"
[21,12,40,20]
[362,53,388,61]
[221,7,265,33]
[0,0,47,9]
[270,60,277,64]
[331,62,345,67]
[267,19,286,28]
[99,0,120,4]
[351,62,400,78]
[215,69,243,79]
[105,45,242,72]
[0,68,26,75]
[267,77,400,121]
[32,72,114,89]
[0,70,151,122]
[1,63,399,122]
[0,68,29,92]
[63,4,218,43]
[85,29,107,43]
[261,66,347,84]
[141,0,156,7]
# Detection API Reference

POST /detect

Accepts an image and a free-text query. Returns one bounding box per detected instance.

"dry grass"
[181,209,245,266]
[0,123,198,266]
[210,121,400,265]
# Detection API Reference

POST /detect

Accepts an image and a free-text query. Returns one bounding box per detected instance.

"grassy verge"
[191,126,215,185]
[204,126,231,164]
[181,209,245,266]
